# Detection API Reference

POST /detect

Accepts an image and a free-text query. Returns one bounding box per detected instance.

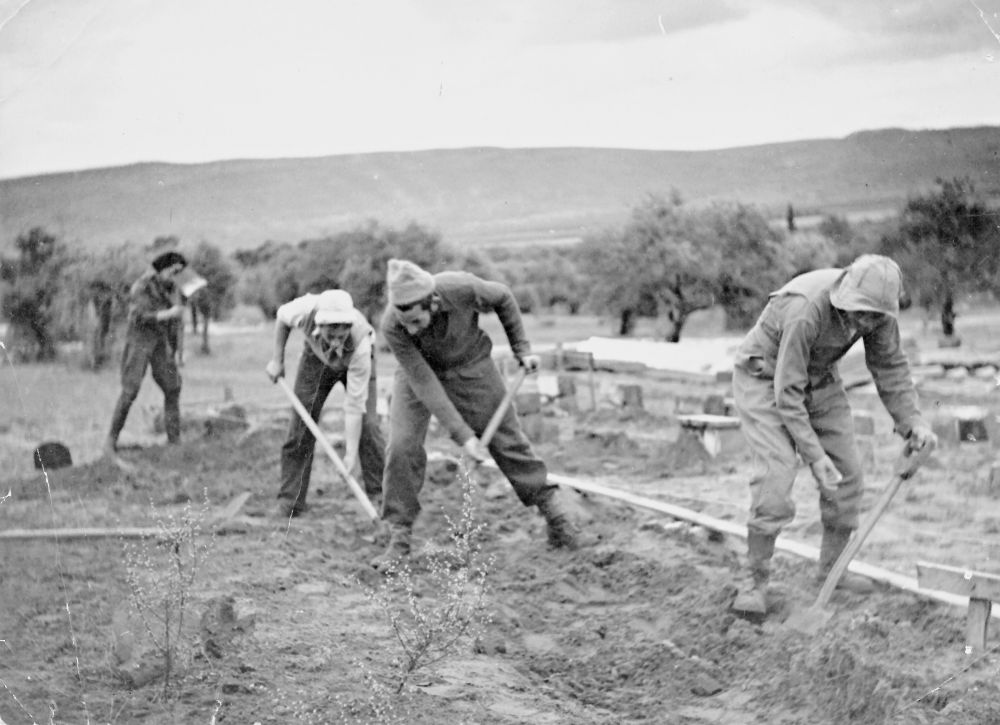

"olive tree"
[62,244,146,369]
[575,194,719,341]
[238,222,464,325]
[234,241,301,319]
[700,202,793,330]
[337,221,485,323]
[186,240,236,355]
[1,227,71,361]
[881,177,1000,337]
[490,246,584,314]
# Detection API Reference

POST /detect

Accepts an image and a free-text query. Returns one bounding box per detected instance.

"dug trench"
[1,415,998,724]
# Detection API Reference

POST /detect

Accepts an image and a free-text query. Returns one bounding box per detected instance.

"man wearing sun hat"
[265,288,385,519]
[730,254,937,616]
[371,258,582,569]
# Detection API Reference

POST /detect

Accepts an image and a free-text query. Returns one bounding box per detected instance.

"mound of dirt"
[1,424,998,724]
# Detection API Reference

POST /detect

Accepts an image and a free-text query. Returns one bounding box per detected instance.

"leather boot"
[370,523,412,571]
[536,487,581,550]
[731,532,776,615]
[817,526,874,594]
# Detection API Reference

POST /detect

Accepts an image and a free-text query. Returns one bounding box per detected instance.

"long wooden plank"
[543,470,1000,619]
[0,493,257,541]
[916,561,1000,601]
[1,527,169,540]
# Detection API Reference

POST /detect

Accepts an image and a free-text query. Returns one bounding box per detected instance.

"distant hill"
[1,126,997,254]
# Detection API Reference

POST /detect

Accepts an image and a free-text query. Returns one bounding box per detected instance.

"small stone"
[690,672,724,696]
[294,581,332,596]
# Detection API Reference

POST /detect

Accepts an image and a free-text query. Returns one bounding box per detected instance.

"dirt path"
[2,409,999,724]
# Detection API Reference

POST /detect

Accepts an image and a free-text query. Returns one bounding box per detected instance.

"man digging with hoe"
[265,289,385,520]
[731,254,937,616]
[371,259,583,571]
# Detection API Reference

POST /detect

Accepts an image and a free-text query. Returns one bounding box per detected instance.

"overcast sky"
[0,0,998,179]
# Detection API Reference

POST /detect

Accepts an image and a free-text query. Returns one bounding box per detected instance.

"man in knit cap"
[104,250,188,459]
[372,258,581,569]
[730,254,937,615]
[266,289,385,519]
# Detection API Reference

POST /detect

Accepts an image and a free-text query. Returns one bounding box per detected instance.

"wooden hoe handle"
[814,444,932,608]
[478,367,528,450]
[276,377,379,523]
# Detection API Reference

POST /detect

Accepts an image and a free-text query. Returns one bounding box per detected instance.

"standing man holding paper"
[104,251,189,457]
[265,289,385,519]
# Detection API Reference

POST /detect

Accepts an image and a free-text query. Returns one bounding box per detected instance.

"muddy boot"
[536,487,581,550]
[816,526,874,594]
[370,523,412,571]
[731,532,775,615]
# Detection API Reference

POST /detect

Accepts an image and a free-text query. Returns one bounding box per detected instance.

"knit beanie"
[152,251,188,272]
[829,254,902,317]
[387,258,435,306]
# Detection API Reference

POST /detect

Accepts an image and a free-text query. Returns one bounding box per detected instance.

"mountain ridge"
[1,125,997,253]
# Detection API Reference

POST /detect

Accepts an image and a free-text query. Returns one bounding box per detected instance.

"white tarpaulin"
[572,336,743,381]
[570,336,875,387]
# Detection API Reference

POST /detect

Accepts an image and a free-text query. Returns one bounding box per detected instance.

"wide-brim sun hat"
[313,289,356,325]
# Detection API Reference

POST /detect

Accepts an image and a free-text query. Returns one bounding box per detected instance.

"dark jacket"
[381,271,530,442]
[126,270,180,351]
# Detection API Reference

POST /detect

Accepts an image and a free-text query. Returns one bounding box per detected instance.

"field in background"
[2,300,994,482]
[0,307,674,480]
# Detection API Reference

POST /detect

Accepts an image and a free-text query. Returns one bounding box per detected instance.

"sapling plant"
[121,492,214,698]
[365,467,495,695]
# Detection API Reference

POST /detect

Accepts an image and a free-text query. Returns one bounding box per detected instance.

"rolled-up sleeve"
[343,331,373,415]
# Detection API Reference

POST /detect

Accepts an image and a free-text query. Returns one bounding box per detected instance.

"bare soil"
[3,366,1000,725]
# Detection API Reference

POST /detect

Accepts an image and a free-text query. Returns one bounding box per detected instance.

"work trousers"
[278,349,385,511]
[732,366,863,538]
[382,357,552,527]
[109,333,181,444]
